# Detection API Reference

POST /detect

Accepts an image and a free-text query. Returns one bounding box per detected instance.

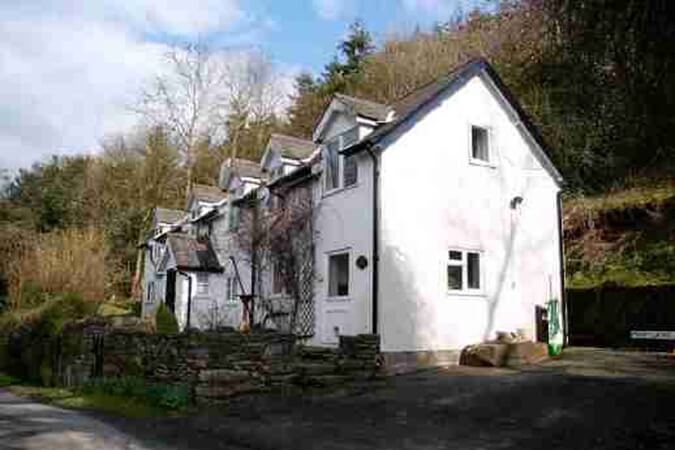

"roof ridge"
[335,92,390,109]
[270,132,313,142]
[390,58,486,110]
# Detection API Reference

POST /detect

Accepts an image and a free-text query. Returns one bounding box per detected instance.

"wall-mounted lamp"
[510,196,524,210]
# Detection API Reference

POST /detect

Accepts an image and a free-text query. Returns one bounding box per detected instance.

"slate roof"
[267,134,316,160]
[334,93,391,122]
[154,207,184,225]
[191,184,227,203]
[231,158,264,179]
[167,234,223,272]
[341,58,563,184]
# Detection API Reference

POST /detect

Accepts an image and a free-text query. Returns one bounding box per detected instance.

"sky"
[0,0,492,172]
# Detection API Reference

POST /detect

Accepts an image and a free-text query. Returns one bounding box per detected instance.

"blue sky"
[219,0,491,73]
[0,0,493,172]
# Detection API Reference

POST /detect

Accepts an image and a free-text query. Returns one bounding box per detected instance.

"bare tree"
[265,184,316,336]
[136,44,225,195]
[219,51,289,161]
[233,182,316,335]
[136,46,291,195]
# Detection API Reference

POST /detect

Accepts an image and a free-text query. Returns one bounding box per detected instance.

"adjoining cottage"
[142,58,565,369]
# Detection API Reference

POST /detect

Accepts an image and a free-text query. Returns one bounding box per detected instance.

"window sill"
[446,290,487,298]
[322,182,360,199]
[326,296,351,303]
[469,158,497,169]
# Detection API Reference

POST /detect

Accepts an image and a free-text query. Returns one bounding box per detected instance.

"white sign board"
[630,330,675,340]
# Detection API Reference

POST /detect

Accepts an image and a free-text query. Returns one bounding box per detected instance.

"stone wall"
[60,329,380,404]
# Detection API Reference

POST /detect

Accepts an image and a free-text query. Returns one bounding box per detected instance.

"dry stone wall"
[64,329,380,404]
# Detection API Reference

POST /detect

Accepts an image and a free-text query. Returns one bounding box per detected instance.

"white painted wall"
[307,113,375,346]
[377,74,562,353]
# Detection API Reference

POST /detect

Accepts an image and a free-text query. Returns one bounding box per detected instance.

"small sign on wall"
[630,330,675,340]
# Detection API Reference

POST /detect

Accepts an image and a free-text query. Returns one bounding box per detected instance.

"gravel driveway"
[3,348,675,450]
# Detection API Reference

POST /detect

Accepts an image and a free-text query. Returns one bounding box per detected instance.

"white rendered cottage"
[143,59,565,367]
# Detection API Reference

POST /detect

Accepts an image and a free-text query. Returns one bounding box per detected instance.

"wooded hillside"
[1,0,673,307]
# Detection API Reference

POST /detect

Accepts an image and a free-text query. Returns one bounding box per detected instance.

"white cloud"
[312,0,356,20]
[401,0,485,18]
[0,0,291,172]
[111,0,244,35]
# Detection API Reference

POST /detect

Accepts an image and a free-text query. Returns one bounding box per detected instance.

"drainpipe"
[365,143,380,335]
[556,191,568,346]
[177,270,193,332]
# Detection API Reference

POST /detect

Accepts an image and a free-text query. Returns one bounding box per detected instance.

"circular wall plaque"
[356,255,368,269]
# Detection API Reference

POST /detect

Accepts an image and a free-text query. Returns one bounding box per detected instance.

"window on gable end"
[471,125,490,162]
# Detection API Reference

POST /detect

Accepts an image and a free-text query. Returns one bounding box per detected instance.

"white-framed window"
[343,155,358,187]
[227,205,239,232]
[152,242,162,263]
[272,261,285,295]
[146,281,155,303]
[327,251,350,298]
[447,249,483,293]
[470,125,491,163]
[196,273,209,296]
[324,139,340,191]
[323,127,359,192]
[225,276,238,302]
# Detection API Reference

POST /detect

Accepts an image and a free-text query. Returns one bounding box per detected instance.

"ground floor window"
[447,249,482,293]
[328,251,350,298]
[225,276,238,302]
[196,273,209,296]
[272,262,284,295]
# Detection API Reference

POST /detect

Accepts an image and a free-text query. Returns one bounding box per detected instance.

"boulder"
[460,343,509,367]
[506,341,549,366]
[460,341,549,367]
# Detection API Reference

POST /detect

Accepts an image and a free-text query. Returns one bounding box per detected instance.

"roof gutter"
[365,142,380,335]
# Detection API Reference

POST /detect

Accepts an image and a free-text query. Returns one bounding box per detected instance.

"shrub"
[8,227,110,308]
[0,292,96,383]
[155,303,178,334]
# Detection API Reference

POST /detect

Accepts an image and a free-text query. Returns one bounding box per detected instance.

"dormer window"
[228,205,239,232]
[324,127,359,192]
[470,125,490,163]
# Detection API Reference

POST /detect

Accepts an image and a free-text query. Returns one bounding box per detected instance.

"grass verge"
[1,374,185,418]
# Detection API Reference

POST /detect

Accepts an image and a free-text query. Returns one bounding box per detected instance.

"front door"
[165,270,176,313]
